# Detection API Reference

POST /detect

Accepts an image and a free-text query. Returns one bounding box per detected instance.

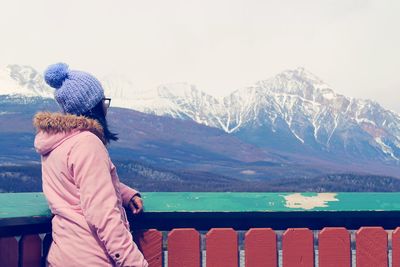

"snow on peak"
[0,64,54,98]
[157,82,199,99]
[257,67,333,99]
[101,74,138,99]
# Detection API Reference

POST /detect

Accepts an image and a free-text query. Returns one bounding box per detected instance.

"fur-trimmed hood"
[33,111,106,155]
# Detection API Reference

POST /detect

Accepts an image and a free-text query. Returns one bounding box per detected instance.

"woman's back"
[34,111,148,267]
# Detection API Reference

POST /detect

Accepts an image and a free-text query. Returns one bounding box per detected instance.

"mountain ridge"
[1,64,399,165]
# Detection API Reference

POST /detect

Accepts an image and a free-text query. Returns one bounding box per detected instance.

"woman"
[33,63,149,267]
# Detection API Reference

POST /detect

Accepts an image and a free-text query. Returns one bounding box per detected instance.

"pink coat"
[33,111,149,267]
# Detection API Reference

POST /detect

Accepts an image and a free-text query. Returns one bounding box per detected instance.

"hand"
[128,195,144,215]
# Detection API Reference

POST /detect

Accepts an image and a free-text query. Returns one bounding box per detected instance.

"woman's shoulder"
[68,130,107,152]
[67,131,110,166]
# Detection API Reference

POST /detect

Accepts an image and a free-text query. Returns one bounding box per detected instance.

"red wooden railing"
[0,226,396,267]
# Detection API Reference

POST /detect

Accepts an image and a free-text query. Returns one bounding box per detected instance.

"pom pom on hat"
[43,62,105,115]
[44,62,69,89]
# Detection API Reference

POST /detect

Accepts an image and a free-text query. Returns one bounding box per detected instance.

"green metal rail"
[1,192,400,236]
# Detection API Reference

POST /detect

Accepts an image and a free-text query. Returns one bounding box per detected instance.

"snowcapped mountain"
[0,65,54,98]
[2,64,400,164]
[112,67,400,163]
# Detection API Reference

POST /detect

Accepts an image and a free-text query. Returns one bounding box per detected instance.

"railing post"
[168,228,200,267]
[393,227,400,267]
[318,227,350,267]
[0,236,18,267]
[282,228,314,267]
[20,234,41,267]
[206,228,238,267]
[132,229,163,267]
[245,228,277,267]
[356,227,388,267]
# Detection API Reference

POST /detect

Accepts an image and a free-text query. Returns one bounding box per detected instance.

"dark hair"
[81,100,119,144]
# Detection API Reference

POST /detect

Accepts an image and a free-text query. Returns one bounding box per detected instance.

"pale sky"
[1,0,399,112]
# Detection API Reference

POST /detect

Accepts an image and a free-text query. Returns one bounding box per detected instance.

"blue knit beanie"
[44,63,105,115]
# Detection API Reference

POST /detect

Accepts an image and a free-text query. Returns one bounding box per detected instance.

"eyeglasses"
[103,98,111,108]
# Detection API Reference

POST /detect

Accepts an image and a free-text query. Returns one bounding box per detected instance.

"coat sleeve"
[119,182,141,207]
[69,133,148,267]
